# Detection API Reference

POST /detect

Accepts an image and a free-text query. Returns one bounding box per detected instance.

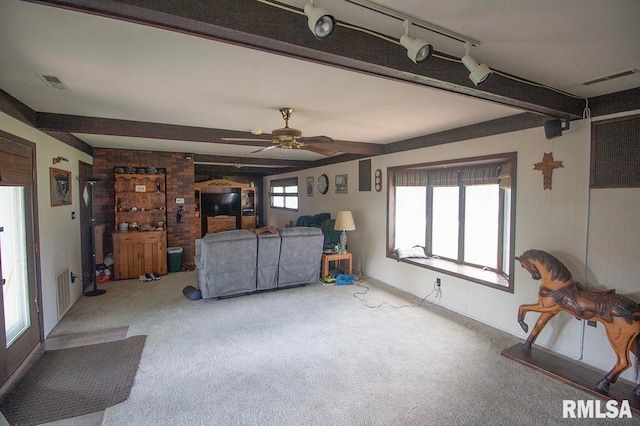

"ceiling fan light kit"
[226,107,336,156]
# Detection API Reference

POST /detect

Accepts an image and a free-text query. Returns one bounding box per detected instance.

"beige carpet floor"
[48,272,638,425]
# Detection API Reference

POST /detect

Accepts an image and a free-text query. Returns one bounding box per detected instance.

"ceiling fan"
[222,108,336,156]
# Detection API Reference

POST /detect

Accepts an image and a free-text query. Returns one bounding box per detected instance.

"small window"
[270,178,298,211]
[388,153,516,291]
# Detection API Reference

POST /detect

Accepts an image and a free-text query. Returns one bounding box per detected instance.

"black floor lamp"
[83,178,106,297]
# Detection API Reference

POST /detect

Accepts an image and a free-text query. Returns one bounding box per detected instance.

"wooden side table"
[321,252,353,278]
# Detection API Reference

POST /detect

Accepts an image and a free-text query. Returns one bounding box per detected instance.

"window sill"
[386,254,512,292]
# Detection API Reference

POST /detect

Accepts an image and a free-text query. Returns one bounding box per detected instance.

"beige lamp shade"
[334,211,356,231]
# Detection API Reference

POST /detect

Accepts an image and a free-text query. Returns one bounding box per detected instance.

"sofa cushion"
[197,230,257,298]
[277,227,324,287]
[257,232,281,290]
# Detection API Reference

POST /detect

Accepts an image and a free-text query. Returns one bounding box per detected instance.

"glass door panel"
[1,186,30,347]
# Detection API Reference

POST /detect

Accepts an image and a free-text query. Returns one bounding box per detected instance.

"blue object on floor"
[183,285,202,300]
[335,274,357,285]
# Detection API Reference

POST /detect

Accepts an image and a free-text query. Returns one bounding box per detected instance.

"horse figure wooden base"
[516,249,640,396]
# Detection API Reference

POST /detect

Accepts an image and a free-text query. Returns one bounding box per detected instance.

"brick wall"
[92,149,196,269]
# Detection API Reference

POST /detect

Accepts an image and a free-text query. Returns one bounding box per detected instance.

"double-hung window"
[270,177,298,211]
[388,153,516,291]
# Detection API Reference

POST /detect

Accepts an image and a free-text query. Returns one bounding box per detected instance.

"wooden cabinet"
[113,231,167,279]
[113,173,168,279]
[207,216,236,234]
[241,215,256,230]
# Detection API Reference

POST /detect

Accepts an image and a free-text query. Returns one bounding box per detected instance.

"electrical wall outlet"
[436,277,441,287]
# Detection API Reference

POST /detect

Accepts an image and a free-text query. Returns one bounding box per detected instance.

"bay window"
[388,153,516,291]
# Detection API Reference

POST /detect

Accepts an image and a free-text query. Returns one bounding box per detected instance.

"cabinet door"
[113,233,142,280]
[113,231,167,279]
[141,232,167,275]
[241,216,256,230]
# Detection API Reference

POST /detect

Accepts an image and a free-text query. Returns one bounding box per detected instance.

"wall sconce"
[53,156,68,165]
[184,154,193,160]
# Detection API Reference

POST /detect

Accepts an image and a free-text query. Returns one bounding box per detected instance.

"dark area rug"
[0,335,146,425]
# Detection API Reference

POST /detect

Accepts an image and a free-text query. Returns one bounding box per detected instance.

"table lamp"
[334,210,356,252]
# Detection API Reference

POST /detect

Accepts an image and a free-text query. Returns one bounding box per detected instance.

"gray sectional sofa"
[194,227,324,299]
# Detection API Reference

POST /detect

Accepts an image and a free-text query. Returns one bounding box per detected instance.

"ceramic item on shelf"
[118,222,129,232]
[114,167,125,174]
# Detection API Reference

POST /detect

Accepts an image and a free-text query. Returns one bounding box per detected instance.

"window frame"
[269,177,299,212]
[387,153,517,292]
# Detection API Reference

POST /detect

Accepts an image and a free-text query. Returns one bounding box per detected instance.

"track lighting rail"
[344,0,481,46]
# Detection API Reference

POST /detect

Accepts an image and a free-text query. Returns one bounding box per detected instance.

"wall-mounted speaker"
[544,118,570,140]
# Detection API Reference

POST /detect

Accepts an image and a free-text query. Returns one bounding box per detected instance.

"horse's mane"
[520,249,573,282]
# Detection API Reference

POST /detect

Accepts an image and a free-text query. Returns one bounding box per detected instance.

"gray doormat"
[0,335,146,425]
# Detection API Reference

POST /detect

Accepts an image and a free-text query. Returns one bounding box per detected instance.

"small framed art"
[335,174,348,194]
[50,168,72,206]
[306,176,314,196]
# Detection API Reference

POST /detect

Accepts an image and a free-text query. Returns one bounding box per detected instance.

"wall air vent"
[580,69,638,86]
[39,74,69,90]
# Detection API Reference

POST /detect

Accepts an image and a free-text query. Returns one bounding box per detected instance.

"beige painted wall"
[1,112,93,337]
[265,115,640,382]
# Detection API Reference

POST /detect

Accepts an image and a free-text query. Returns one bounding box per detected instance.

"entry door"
[0,135,41,387]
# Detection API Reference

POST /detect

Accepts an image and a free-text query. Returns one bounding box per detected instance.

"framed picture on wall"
[335,174,348,194]
[50,167,72,206]
[306,176,314,196]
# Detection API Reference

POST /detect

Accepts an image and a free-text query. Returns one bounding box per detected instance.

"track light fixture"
[304,1,336,39]
[400,20,432,64]
[461,42,492,85]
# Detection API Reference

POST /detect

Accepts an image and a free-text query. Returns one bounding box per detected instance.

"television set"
[201,192,241,217]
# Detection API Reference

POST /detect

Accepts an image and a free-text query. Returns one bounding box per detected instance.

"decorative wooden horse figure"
[515,249,640,396]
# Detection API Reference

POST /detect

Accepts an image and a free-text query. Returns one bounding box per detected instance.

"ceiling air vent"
[579,69,638,86]
[39,74,69,90]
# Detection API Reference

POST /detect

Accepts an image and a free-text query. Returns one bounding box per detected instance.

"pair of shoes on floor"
[138,272,161,282]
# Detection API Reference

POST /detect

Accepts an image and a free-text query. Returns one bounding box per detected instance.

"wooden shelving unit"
[194,178,257,237]
[113,173,168,279]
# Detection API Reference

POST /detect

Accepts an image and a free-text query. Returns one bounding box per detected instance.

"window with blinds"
[388,153,517,291]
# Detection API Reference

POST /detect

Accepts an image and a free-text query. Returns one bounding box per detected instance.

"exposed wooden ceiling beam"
[25,0,585,118]
[35,112,384,156]
[194,154,310,168]
[385,113,550,154]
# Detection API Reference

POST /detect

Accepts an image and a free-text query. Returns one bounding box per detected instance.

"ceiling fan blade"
[300,135,334,144]
[303,145,336,156]
[221,137,271,142]
[251,145,278,154]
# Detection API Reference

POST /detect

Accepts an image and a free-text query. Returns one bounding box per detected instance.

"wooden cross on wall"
[533,152,563,190]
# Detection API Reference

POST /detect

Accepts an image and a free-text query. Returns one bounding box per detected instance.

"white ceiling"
[1,0,639,162]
